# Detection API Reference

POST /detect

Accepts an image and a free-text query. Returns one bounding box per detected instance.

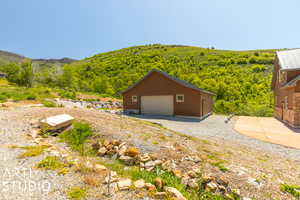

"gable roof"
[277,49,300,71]
[120,69,215,95]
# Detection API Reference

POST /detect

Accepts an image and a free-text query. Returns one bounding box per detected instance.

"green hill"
[60,44,276,116]
[0,44,276,116]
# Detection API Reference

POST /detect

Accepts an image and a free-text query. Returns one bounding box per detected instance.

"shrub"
[0,94,7,102]
[59,122,93,154]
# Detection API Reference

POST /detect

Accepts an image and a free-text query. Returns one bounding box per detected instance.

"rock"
[188,179,198,189]
[104,171,118,184]
[133,179,145,188]
[125,147,140,157]
[154,177,163,189]
[242,198,252,200]
[164,186,186,200]
[98,147,107,156]
[28,129,39,138]
[217,176,229,187]
[111,140,121,146]
[145,160,156,171]
[154,160,163,166]
[103,139,110,147]
[108,182,119,193]
[181,176,189,186]
[206,182,218,192]
[187,170,197,178]
[172,169,182,178]
[161,160,171,171]
[85,161,94,169]
[117,178,132,190]
[139,153,151,162]
[92,141,102,150]
[145,183,156,191]
[94,164,107,172]
[218,185,227,193]
[154,192,167,199]
[202,175,214,184]
[119,155,136,165]
[118,145,127,156]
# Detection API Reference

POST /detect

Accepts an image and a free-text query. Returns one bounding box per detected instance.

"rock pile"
[92,139,246,199]
[54,98,122,110]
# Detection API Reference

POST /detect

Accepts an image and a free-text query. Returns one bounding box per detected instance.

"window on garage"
[176,94,184,103]
[132,95,138,103]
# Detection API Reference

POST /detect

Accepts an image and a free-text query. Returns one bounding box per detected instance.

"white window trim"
[176,94,184,103]
[132,95,138,103]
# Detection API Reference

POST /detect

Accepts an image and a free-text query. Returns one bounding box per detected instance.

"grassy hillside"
[60,44,276,116]
[0,44,276,116]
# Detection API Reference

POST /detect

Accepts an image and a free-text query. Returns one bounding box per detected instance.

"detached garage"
[121,69,214,118]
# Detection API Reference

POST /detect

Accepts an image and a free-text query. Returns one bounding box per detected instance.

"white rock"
[94,164,107,172]
[188,179,198,189]
[98,147,107,156]
[117,178,132,190]
[133,179,145,188]
[206,182,218,191]
[164,186,186,200]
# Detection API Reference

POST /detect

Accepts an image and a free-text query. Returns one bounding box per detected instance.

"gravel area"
[0,110,80,200]
[133,114,300,161]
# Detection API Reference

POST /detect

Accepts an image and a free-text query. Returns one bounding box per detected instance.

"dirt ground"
[1,107,300,199]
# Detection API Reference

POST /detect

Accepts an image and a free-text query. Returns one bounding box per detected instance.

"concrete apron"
[234,116,300,149]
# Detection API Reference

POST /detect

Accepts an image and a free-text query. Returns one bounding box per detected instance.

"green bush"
[42,100,57,107]
[280,183,300,198]
[59,122,93,154]
[0,94,7,102]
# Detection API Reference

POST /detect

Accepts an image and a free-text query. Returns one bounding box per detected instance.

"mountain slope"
[61,44,276,116]
[0,50,76,67]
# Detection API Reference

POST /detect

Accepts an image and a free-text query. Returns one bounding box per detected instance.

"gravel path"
[0,110,80,200]
[134,115,300,161]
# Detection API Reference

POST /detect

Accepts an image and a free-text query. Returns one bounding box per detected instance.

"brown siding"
[273,57,300,127]
[123,71,213,117]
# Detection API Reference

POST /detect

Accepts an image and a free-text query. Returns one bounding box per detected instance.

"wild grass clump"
[59,122,93,155]
[37,156,67,170]
[67,187,87,200]
[42,100,57,107]
[17,145,48,158]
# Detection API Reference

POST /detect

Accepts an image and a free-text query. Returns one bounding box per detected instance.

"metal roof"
[277,49,300,71]
[282,74,300,89]
[120,69,215,95]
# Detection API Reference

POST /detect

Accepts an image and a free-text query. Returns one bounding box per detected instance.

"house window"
[176,94,184,103]
[132,95,138,103]
[285,96,288,109]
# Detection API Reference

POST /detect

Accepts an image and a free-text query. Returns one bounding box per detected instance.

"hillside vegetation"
[0,44,276,116]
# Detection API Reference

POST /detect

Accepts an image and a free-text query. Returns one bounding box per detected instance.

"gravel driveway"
[133,114,300,161]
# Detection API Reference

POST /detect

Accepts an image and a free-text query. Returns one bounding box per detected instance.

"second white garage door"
[141,96,174,115]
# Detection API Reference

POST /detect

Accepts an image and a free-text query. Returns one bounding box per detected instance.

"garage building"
[121,69,214,118]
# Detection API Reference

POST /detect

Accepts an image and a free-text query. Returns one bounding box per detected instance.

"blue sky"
[0,0,300,59]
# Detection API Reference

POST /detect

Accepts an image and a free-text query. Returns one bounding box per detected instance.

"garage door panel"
[141,96,173,115]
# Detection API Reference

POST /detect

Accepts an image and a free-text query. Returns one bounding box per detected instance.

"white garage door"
[141,96,173,115]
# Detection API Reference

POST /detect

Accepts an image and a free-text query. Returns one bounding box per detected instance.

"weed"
[280,183,300,198]
[17,145,48,158]
[67,187,87,200]
[59,122,93,155]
